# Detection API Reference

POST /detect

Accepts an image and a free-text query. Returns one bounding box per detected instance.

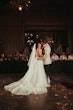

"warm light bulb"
[18,5,23,11]
[26,4,28,7]
[28,0,30,4]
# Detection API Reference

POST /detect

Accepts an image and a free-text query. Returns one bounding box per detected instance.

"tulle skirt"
[4,59,50,95]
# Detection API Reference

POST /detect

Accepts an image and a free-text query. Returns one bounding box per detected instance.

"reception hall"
[0,0,73,110]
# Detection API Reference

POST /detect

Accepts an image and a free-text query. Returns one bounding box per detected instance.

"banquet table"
[0,60,73,75]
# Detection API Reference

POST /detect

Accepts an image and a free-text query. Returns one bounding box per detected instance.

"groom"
[41,36,52,79]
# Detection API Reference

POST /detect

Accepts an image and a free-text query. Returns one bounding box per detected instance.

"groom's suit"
[43,43,52,77]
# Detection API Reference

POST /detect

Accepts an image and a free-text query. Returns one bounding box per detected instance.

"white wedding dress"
[4,44,50,95]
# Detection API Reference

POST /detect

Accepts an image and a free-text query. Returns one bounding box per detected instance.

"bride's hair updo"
[36,38,43,49]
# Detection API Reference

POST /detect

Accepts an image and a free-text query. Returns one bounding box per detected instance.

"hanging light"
[10,0,31,11]
[18,5,23,11]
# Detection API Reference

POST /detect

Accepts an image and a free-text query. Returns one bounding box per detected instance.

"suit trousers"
[44,64,51,79]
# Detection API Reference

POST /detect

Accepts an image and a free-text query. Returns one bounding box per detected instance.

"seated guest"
[23,46,30,59]
[66,46,72,56]
[0,55,3,61]
[7,53,13,61]
[51,52,59,62]
[19,54,25,61]
[1,53,7,61]
[14,51,20,60]
[68,53,73,60]
[60,52,67,60]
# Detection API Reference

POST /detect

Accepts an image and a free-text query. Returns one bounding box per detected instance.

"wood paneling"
[0,8,73,55]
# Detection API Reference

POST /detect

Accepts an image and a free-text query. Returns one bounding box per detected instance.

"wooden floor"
[0,72,73,110]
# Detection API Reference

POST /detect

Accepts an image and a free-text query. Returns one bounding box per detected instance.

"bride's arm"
[37,49,43,60]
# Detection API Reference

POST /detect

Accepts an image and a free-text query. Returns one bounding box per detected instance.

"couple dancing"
[4,38,52,95]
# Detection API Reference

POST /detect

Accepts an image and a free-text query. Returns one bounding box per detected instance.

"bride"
[4,41,50,95]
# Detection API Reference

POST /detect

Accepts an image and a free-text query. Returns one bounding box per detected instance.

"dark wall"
[0,12,24,55]
[0,8,73,55]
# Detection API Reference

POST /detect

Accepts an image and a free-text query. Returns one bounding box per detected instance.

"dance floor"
[0,72,73,110]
